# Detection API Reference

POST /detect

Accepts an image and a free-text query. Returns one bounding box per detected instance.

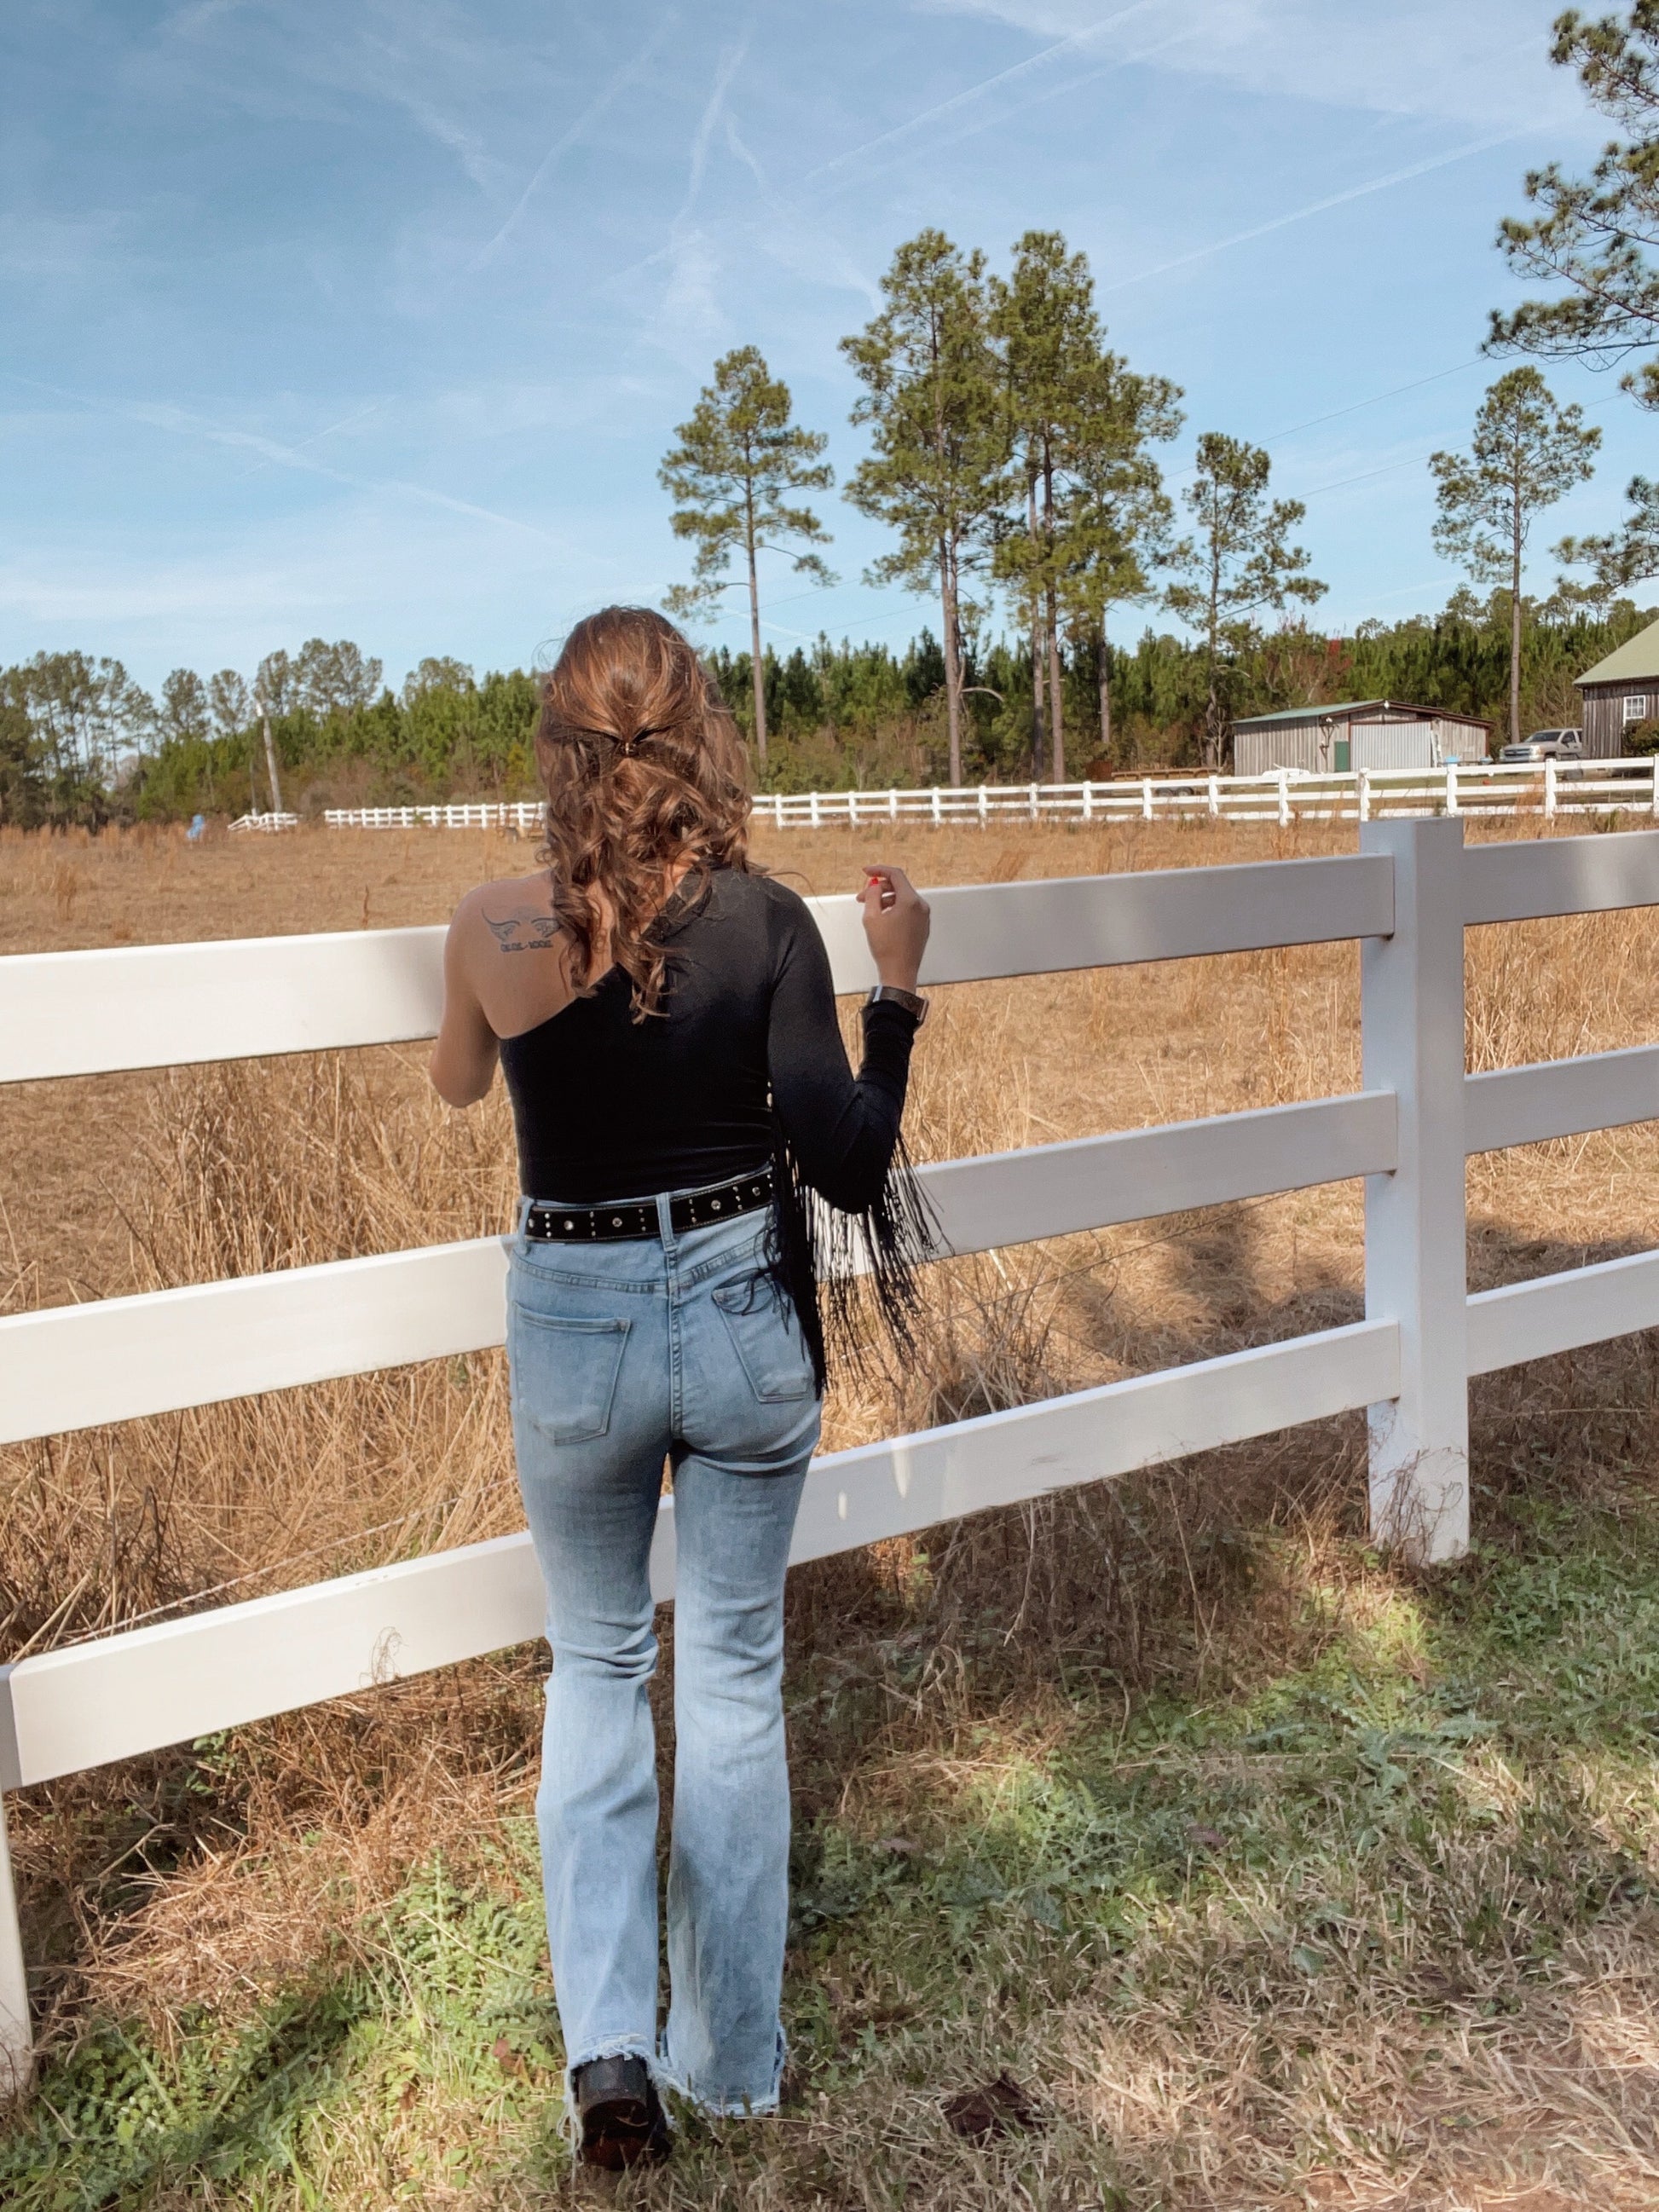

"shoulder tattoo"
[482,907,562,955]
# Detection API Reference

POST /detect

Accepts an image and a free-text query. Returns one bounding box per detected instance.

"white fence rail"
[315,759,1659,836]
[5,821,1659,2088]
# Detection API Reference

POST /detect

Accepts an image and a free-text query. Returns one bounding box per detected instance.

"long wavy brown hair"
[535,606,751,1019]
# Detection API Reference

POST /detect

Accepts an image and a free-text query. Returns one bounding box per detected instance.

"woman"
[430,606,931,2169]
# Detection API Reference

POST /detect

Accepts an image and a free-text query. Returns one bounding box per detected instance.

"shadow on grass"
[0,1975,370,2209]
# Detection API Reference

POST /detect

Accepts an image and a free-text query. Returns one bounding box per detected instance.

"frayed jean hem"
[656,2026,786,2119]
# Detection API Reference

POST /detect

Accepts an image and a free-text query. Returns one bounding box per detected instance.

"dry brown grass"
[5,815,1659,2207]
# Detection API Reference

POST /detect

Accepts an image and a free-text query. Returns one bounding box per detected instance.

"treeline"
[0,646,540,828]
[4,588,1651,828]
[717,588,1656,788]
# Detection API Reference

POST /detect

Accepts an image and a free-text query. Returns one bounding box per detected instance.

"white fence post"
[1358,770,1371,823]
[1544,759,1557,821]
[0,1790,29,2094]
[1141,778,1153,821]
[1277,769,1291,827]
[1360,816,1469,1562]
[1207,776,1220,819]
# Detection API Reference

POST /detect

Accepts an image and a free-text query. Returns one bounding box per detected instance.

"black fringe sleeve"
[761,889,939,1390]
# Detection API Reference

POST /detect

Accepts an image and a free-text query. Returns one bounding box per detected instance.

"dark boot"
[572,2054,671,2171]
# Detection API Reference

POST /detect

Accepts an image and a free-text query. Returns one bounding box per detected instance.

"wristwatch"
[866,983,928,1026]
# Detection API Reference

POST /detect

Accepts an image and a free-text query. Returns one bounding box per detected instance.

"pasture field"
[4,817,1659,2208]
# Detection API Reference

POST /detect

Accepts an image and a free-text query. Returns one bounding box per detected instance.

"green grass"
[8,1489,1659,2208]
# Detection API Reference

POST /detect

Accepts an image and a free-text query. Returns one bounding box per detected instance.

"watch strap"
[866,983,928,1025]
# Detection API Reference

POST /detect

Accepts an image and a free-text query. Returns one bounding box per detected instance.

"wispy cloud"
[654,231,725,367]
[0,209,132,280]
[0,499,582,647]
[381,85,500,193]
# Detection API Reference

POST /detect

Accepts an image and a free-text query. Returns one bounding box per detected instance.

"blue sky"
[1,0,1645,695]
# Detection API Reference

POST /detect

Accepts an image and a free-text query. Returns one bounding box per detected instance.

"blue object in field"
[188,814,205,842]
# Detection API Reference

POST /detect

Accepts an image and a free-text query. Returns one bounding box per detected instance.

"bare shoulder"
[450,870,564,956]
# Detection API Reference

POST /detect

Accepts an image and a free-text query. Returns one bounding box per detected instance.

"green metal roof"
[1229,701,1388,728]
[1230,699,1488,730]
[1575,615,1659,687]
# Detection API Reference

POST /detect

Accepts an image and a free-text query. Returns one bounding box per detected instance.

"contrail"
[1101,130,1529,292]
[229,396,384,481]
[674,36,751,228]
[7,373,562,542]
[801,0,1159,186]
[470,12,679,269]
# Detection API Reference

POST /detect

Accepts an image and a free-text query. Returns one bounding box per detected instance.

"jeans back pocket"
[711,1274,815,1404]
[511,1309,632,1443]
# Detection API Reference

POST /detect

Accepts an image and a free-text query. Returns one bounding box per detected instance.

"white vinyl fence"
[310,758,1659,836]
[5,819,1659,2089]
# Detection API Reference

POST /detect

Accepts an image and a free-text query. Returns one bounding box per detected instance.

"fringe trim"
[766,1123,942,1395]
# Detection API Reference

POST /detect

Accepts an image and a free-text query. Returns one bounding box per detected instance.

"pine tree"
[841,232,1008,784]
[1557,472,1659,598]
[1491,5,1659,409]
[1165,436,1326,770]
[1054,365,1182,765]
[0,675,44,828]
[659,347,835,764]
[990,231,1110,782]
[1430,368,1600,744]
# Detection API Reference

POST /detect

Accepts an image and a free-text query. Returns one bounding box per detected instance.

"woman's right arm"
[429,898,500,1107]
[766,867,930,1210]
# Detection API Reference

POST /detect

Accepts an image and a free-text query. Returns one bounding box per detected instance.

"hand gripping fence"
[6,818,1659,2087]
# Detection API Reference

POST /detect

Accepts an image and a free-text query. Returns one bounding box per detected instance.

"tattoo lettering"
[483,910,562,955]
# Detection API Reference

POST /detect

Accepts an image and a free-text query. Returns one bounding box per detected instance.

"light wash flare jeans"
[506,1185,819,2119]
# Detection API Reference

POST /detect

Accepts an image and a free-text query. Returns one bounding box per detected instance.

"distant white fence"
[321,801,540,832]
[228,811,299,833]
[313,760,1659,835]
[6,821,1659,2088]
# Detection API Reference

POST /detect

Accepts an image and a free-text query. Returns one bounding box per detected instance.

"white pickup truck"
[1499,729,1583,762]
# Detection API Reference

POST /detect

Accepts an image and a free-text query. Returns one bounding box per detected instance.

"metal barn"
[1575,616,1659,755]
[1230,700,1493,777]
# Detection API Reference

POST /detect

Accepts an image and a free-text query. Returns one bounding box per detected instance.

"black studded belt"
[523,1170,774,1244]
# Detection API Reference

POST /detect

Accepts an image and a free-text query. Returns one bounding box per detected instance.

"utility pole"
[258,694,284,817]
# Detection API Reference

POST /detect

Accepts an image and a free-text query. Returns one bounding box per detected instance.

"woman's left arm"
[429,901,500,1106]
